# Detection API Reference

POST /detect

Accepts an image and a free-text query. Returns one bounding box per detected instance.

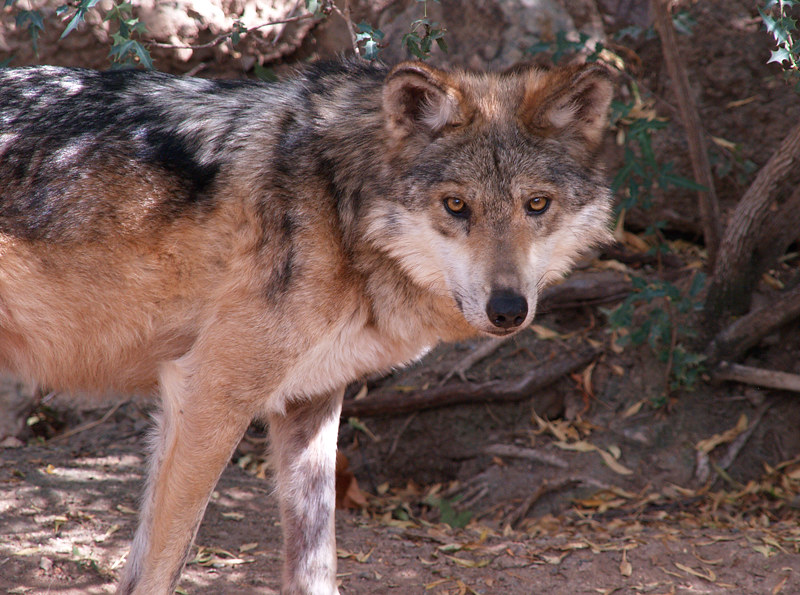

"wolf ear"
[522,65,613,153]
[383,62,468,138]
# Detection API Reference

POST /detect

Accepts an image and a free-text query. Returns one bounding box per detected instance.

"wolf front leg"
[118,359,253,595]
[268,388,345,595]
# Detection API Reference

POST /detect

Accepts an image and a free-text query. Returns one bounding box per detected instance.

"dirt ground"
[2,0,800,594]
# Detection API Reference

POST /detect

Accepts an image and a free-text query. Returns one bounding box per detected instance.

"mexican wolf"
[0,58,613,593]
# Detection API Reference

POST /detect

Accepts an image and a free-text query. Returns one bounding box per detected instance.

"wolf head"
[366,61,614,337]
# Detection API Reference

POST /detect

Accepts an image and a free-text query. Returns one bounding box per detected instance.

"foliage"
[610,90,707,213]
[759,0,800,82]
[528,31,604,64]
[401,0,447,60]
[355,22,385,61]
[606,273,707,397]
[423,495,472,529]
[102,2,152,69]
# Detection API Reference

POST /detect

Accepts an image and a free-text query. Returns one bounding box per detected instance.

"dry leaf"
[598,449,633,475]
[619,549,632,577]
[772,574,789,594]
[531,324,562,340]
[674,562,716,582]
[622,399,644,418]
[335,452,368,509]
[445,555,489,568]
[695,414,748,454]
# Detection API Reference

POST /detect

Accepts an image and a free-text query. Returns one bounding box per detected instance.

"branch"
[330,0,361,57]
[538,269,632,312]
[704,124,800,329]
[147,13,316,51]
[707,283,800,363]
[712,362,800,393]
[652,0,721,267]
[342,348,599,417]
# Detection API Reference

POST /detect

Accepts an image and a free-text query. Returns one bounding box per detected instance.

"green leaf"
[61,0,101,39]
[527,40,552,55]
[768,47,792,65]
[363,39,380,60]
[688,272,706,298]
[254,64,278,82]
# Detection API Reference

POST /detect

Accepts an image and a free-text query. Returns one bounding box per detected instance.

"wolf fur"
[0,58,613,594]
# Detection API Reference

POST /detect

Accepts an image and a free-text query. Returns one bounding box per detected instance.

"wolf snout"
[486,289,528,330]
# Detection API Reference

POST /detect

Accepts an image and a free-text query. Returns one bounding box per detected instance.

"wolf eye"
[443,196,469,217]
[525,196,550,215]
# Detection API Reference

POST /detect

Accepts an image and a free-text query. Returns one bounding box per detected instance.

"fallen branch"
[713,362,800,393]
[504,479,576,529]
[484,443,569,469]
[652,0,721,266]
[707,283,800,363]
[539,270,632,312]
[342,348,599,417]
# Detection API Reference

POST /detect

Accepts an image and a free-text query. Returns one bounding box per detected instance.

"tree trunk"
[703,123,800,335]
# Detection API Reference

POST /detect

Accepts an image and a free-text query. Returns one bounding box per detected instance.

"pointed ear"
[383,62,470,138]
[521,64,614,153]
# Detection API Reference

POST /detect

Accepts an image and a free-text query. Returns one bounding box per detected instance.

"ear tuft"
[522,64,614,152]
[383,62,466,138]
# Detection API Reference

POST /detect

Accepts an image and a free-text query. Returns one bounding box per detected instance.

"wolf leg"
[118,359,252,595]
[268,388,345,595]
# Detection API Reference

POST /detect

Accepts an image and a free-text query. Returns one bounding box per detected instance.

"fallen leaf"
[531,324,563,340]
[445,555,489,568]
[598,449,633,475]
[619,549,632,577]
[622,399,645,418]
[695,415,748,454]
[674,561,716,582]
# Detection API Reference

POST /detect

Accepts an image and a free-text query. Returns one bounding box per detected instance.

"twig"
[147,13,315,51]
[330,0,361,57]
[384,411,418,462]
[483,443,568,469]
[712,362,800,393]
[439,337,510,386]
[341,348,599,417]
[49,400,128,443]
[651,0,721,267]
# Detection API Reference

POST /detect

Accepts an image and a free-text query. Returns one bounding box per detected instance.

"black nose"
[486,289,528,329]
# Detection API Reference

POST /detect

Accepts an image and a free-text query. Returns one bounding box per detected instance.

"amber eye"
[443,196,469,217]
[525,196,550,215]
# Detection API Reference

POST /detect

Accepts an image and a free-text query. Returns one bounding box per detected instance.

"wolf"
[0,58,613,593]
